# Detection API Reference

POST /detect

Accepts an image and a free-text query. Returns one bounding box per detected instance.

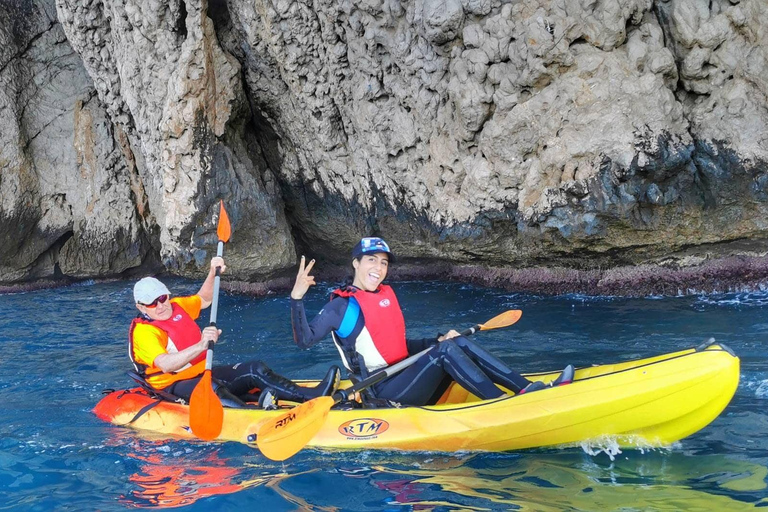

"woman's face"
[352,253,389,292]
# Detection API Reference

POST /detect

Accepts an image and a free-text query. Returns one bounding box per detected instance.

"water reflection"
[108,435,253,508]
[120,452,249,508]
[108,433,342,510]
[326,451,768,511]
[101,429,768,510]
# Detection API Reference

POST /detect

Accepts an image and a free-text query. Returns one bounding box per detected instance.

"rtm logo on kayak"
[274,412,296,429]
[338,418,389,438]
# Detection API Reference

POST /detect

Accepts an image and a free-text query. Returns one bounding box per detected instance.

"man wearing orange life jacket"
[129,256,339,408]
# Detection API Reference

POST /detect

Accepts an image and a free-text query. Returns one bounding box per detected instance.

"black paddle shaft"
[333,324,480,401]
[333,347,432,401]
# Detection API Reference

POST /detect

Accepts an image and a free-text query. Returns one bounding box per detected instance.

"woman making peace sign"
[288,237,573,406]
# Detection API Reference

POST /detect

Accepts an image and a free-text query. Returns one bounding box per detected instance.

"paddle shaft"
[202,240,224,371]
[208,240,224,325]
[200,240,224,370]
[188,203,231,441]
[335,347,429,401]
[333,324,479,402]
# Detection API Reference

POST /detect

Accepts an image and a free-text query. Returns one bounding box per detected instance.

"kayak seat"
[126,370,187,405]
[434,382,472,405]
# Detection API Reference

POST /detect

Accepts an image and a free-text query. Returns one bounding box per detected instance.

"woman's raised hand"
[290,255,316,300]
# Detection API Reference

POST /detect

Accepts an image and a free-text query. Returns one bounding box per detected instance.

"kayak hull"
[93,343,739,453]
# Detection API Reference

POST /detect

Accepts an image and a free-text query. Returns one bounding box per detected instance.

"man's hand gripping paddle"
[189,201,231,440]
[255,309,523,460]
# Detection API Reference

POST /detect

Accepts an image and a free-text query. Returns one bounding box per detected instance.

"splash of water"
[755,380,768,398]
[579,435,675,461]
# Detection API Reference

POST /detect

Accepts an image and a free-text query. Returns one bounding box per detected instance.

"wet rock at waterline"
[1,0,767,295]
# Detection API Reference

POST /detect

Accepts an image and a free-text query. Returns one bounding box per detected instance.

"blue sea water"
[1,279,768,510]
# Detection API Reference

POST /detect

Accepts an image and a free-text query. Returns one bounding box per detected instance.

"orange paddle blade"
[478,309,522,331]
[256,396,335,461]
[217,201,231,243]
[189,370,224,440]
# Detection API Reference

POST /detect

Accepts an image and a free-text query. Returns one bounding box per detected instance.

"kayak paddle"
[189,200,231,440]
[255,309,523,461]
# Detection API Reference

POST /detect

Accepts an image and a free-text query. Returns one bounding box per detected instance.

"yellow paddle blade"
[189,370,224,440]
[217,200,231,243]
[479,309,522,331]
[256,396,335,461]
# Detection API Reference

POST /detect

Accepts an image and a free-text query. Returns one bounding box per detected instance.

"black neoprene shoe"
[519,365,575,395]
[551,364,575,386]
[258,388,278,410]
[519,380,546,394]
[316,365,341,397]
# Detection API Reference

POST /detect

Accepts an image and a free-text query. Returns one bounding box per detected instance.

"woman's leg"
[450,336,530,393]
[428,340,508,398]
[373,353,451,406]
[375,343,506,405]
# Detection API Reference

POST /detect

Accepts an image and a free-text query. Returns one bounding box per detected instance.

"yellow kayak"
[93,342,739,454]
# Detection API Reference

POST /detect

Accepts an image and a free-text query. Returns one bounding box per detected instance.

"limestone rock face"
[55,0,295,279]
[216,0,768,267]
[0,0,151,281]
[0,0,295,284]
[2,0,768,293]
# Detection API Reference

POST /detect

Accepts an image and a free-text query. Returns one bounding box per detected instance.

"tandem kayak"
[93,341,739,454]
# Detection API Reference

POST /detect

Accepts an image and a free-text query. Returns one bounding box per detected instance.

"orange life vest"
[129,301,206,389]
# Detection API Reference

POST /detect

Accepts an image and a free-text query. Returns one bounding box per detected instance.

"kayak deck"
[93,343,739,453]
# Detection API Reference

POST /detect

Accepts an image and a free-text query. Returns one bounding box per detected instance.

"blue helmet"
[352,237,394,261]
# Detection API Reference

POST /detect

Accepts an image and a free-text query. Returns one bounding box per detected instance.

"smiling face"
[352,253,389,292]
[136,295,173,321]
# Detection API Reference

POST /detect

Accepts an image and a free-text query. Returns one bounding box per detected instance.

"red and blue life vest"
[331,284,407,373]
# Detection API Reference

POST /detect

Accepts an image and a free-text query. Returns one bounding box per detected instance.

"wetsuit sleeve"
[406,336,439,354]
[291,297,347,349]
[132,323,169,367]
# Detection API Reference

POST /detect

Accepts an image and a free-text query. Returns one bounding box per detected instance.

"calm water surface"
[1,279,767,511]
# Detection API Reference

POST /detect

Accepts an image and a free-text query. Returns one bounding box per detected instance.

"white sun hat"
[133,277,170,304]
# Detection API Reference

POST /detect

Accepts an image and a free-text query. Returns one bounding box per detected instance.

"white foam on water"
[580,438,623,461]
[694,288,768,307]
[72,280,96,287]
[578,435,676,461]
[738,376,768,398]
[563,294,618,303]
[755,380,768,398]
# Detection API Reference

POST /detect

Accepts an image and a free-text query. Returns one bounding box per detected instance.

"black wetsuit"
[165,361,275,401]
[291,292,531,406]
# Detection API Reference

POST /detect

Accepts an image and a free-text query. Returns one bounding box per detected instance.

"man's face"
[137,294,173,321]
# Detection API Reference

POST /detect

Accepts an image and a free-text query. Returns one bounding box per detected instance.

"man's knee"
[436,338,460,356]
[237,359,269,375]
[451,335,472,349]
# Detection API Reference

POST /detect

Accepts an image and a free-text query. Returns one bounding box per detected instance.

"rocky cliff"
[1,0,767,295]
